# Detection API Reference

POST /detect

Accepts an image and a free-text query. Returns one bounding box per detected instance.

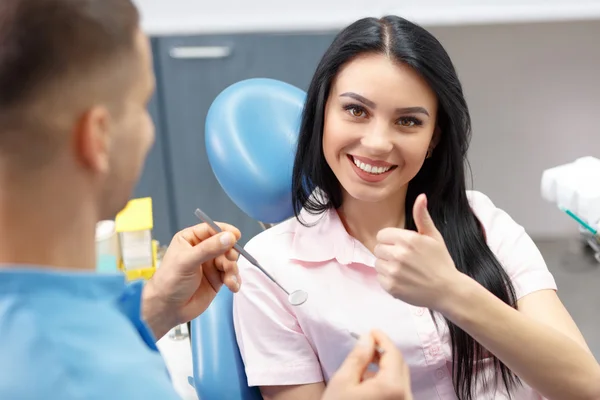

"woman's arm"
[260,383,326,400]
[374,192,600,400]
[439,278,600,400]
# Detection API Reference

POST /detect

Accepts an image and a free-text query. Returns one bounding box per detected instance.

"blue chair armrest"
[190,288,263,400]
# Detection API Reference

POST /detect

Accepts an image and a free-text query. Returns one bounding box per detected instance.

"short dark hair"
[292,16,520,399]
[0,0,140,165]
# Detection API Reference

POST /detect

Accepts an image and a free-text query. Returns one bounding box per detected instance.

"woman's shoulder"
[466,190,499,215]
[465,189,530,257]
[466,190,522,234]
[243,208,331,253]
[243,216,302,254]
[465,191,556,298]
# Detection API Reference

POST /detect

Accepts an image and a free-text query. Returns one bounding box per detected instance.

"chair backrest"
[204,78,306,224]
[190,290,263,400]
[191,78,306,400]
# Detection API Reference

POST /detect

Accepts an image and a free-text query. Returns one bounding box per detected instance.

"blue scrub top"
[0,267,182,399]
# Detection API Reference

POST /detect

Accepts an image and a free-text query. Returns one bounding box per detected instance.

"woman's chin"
[342,186,393,204]
[339,175,409,206]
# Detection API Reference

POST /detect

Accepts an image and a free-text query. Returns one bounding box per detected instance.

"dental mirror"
[287,289,309,306]
[194,208,309,306]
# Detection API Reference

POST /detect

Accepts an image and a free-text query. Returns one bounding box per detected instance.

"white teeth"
[353,157,392,174]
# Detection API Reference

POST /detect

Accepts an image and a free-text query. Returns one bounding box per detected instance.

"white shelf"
[133,0,600,36]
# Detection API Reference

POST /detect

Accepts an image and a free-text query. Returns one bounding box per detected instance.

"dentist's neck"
[0,167,98,271]
[337,187,407,254]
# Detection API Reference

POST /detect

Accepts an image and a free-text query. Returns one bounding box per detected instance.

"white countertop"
[133,0,600,36]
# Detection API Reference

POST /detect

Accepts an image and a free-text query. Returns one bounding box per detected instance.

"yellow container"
[122,240,159,281]
[115,197,160,281]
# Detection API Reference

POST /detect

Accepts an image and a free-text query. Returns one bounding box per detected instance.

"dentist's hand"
[142,222,242,339]
[323,330,413,400]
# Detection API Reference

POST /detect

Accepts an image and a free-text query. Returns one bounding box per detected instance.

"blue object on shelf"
[96,254,119,274]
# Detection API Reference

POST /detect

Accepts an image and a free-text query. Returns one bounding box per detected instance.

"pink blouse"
[233,191,557,399]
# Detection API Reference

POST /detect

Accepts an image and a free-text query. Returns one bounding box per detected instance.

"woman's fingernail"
[220,232,234,246]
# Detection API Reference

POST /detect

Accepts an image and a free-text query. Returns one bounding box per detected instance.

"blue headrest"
[205,78,306,224]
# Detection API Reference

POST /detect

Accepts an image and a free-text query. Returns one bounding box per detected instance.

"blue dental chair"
[189,78,307,400]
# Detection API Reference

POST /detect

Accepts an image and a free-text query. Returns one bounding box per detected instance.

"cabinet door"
[131,43,176,246]
[156,33,336,246]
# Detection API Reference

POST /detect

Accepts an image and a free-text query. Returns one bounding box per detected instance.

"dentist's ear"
[75,105,112,174]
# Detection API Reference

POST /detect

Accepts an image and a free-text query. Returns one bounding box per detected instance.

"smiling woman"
[232,15,600,400]
[322,55,437,206]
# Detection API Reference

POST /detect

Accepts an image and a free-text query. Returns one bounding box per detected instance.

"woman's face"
[322,53,439,204]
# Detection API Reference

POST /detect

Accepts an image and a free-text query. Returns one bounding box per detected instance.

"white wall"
[428,20,600,238]
[133,0,600,35]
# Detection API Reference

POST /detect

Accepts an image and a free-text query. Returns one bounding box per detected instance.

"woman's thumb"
[413,194,443,241]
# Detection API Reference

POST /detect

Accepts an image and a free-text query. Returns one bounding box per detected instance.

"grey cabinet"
[131,40,177,246]
[154,33,336,246]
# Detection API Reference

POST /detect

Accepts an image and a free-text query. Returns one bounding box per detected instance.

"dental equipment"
[349,331,386,356]
[562,208,599,238]
[194,208,309,306]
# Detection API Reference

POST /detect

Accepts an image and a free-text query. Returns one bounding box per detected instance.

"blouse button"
[414,307,425,316]
[435,368,446,380]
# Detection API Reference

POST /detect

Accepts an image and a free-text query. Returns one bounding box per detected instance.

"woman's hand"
[374,194,466,311]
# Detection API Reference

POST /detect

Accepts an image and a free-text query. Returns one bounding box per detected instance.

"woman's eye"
[398,117,419,127]
[348,106,366,118]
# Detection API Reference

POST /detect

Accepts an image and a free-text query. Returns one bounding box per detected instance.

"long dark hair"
[291,16,520,400]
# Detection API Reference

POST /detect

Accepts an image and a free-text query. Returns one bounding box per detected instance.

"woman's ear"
[431,125,441,150]
[426,126,441,158]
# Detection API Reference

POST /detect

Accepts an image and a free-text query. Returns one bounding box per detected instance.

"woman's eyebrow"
[339,92,429,116]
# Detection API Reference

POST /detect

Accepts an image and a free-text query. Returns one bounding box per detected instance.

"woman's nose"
[360,125,394,154]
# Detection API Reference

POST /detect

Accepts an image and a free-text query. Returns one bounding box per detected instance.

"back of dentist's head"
[0,0,155,220]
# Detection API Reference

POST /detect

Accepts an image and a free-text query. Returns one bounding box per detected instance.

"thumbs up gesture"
[374,194,463,311]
